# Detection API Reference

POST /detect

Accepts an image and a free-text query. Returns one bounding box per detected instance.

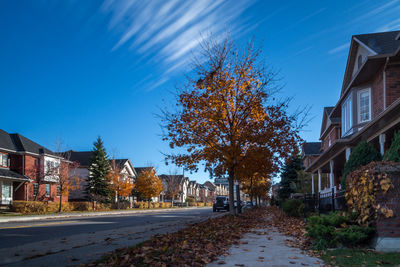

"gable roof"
[354,31,400,55]
[0,129,54,155]
[0,129,16,151]
[341,30,400,96]
[159,174,185,184]
[302,142,322,156]
[320,107,340,138]
[135,167,156,176]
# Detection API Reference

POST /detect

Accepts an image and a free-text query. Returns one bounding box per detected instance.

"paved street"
[0,207,216,267]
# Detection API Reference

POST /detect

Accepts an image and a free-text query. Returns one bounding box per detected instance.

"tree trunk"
[58,193,62,213]
[236,182,241,214]
[228,168,236,216]
[250,177,254,207]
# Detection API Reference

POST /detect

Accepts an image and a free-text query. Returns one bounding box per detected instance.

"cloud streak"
[102,0,256,78]
[328,43,349,55]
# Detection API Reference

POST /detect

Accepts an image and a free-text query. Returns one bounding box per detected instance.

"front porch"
[0,168,31,206]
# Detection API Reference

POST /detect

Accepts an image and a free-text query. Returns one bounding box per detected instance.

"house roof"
[67,151,93,166]
[159,174,185,184]
[0,129,54,155]
[0,129,16,151]
[0,168,30,182]
[354,30,400,55]
[302,142,322,156]
[135,167,155,176]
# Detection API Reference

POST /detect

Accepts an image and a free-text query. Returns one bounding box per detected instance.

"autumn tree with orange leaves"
[163,35,304,215]
[108,159,135,209]
[135,168,164,208]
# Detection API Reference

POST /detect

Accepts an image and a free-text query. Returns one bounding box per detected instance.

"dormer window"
[0,153,8,167]
[358,88,371,123]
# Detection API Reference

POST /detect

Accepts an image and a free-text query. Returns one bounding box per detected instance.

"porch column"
[318,169,322,193]
[379,134,386,156]
[345,147,351,161]
[311,173,315,194]
[330,160,334,190]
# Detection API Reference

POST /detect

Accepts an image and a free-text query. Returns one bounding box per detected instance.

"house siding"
[386,63,400,107]
[372,68,384,118]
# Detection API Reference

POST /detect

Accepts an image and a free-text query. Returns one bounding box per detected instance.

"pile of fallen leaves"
[90,208,268,267]
[263,206,314,255]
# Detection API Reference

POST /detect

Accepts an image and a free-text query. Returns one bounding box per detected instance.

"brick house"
[305,30,400,194]
[187,180,200,201]
[67,151,136,203]
[159,174,189,203]
[0,129,67,205]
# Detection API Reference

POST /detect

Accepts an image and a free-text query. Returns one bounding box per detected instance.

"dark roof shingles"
[303,142,322,156]
[354,30,400,55]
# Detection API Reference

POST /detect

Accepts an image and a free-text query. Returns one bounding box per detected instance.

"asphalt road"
[0,207,217,267]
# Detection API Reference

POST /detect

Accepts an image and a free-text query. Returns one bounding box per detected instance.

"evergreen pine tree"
[86,136,112,203]
[278,154,303,202]
[384,131,400,162]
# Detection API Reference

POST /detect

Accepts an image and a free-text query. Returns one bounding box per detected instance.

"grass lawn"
[321,249,400,266]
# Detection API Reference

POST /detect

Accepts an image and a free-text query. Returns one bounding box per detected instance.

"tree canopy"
[163,35,302,214]
[87,136,112,203]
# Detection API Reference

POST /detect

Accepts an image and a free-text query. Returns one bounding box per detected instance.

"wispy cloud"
[328,43,350,55]
[376,18,400,32]
[101,0,256,79]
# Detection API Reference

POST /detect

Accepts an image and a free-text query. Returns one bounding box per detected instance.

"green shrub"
[384,130,400,162]
[341,141,381,189]
[282,199,304,217]
[306,212,375,250]
[337,226,375,247]
[186,196,195,203]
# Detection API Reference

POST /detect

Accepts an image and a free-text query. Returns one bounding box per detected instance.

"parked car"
[213,196,229,212]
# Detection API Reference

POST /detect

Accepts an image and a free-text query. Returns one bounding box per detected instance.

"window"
[358,88,371,123]
[34,158,39,167]
[342,94,353,136]
[45,184,51,197]
[33,183,39,196]
[0,153,8,167]
[56,185,61,196]
[357,55,363,69]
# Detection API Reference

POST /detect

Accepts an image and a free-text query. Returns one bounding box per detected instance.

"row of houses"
[0,129,228,206]
[302,30,400,194]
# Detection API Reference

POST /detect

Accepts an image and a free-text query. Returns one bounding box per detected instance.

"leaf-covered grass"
[321,249,400,267]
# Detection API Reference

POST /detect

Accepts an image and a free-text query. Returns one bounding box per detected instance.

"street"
[0,207,216,267]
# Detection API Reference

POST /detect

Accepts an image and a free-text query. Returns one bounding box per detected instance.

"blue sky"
[1,0,400,183]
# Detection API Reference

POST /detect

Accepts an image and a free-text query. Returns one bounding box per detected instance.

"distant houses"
[0,128,227,206]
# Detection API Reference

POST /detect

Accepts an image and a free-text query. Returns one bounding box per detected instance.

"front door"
[1,181,12,205]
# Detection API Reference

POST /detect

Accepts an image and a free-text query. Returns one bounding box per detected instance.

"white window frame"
[0,153,8,167]
[45,184,51,197]
[342,94,353,137]
[357,88,372,124]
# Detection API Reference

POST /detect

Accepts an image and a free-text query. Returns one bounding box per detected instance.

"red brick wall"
[386,63,400,107]
[322,126,340,151]
[375,168,400,238]
[13,155,68,202]
[372,68,384,118]
[9,154,23,174]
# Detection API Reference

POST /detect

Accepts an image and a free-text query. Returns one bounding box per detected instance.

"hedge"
[11,201,111,214]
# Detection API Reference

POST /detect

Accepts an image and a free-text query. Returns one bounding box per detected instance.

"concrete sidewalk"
[0,206,209,223]
[208,228,323,267]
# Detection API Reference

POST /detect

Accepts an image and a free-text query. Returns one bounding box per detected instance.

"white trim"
[357,87,372,123]
[342,93,353,136]
[353,37,378,55]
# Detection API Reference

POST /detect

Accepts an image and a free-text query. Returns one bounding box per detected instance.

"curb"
[0,207,211,223]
